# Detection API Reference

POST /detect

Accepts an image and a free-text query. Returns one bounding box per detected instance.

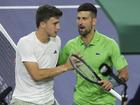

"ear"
[40,21,46,28]
[92,18,96,26]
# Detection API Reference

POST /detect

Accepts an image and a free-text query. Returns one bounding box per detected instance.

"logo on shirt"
[96,52,101,55]
[54,50,57,54]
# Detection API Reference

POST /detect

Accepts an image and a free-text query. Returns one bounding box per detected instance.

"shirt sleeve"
[110,40,128,71]
[58,43,71,65]
[17,38,37,62]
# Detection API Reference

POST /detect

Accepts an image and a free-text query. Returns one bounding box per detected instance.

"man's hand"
[63,58,73,71]
[118,67,128,82]
[65,54,83,71]
[99,80,113,91]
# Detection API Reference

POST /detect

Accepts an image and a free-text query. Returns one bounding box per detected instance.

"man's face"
[77,11,96,37]
[43,17,60,37]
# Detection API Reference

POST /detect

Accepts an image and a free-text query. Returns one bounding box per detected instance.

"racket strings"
[77,62,98,82]
[70,54,99,83]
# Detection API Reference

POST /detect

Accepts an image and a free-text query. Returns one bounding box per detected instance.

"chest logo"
[54,50,57,54]
[96,52,101,55]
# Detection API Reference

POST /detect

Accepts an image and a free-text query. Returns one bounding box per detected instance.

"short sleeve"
[58,42,72,65]
[17,38,37,62]
[110,40,128,71]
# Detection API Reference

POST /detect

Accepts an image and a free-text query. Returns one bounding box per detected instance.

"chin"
[51,35,57,37]
[79,32,86,37]
[81,34,87,37]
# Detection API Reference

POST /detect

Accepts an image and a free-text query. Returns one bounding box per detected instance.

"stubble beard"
[78,28,92,38]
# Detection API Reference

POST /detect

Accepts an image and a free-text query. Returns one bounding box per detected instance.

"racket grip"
[109,89,122,101]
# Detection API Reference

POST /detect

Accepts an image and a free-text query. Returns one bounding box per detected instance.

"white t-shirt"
[12,32,61,104]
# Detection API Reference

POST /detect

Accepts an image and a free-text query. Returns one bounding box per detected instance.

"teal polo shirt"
[58,31,128,105]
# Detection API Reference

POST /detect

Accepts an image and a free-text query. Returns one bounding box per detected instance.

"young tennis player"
[10,4,73,105]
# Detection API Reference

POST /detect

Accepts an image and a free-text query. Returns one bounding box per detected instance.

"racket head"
[69,54,101,85]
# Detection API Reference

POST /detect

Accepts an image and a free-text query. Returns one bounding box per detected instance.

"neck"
[36,29,49,43]
[81,30,95,45]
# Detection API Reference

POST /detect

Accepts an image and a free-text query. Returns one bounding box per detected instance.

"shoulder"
[66,36,80,46]
[97,32,120,54]
[17,32,35,46]
[97,32,118,46]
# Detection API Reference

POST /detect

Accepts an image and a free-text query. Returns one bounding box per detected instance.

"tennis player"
[10,4,72,105]
[58,3,128,105]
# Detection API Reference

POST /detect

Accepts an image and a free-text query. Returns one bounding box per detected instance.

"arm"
[100,67,128,90]
[101,40,128,90]
[118,67,128,82]
[110,40,128,83]
[24,60,72,81]
[100,67,128,91]
[18,38,72,81]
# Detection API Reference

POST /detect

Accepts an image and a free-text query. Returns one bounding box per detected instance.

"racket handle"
[109,89,122,101]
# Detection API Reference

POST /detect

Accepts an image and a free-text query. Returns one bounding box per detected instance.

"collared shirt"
[58,31,128,105]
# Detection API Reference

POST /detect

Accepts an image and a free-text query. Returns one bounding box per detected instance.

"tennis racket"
[69,54,122,101]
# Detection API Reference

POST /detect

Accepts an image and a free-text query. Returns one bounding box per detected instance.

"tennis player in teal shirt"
[58,3,128,105]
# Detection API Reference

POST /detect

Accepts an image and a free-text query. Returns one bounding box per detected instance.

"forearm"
[24,61,72,81]
[109,67,128,87]
[36,64,69,80]
[118,67,128,82]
